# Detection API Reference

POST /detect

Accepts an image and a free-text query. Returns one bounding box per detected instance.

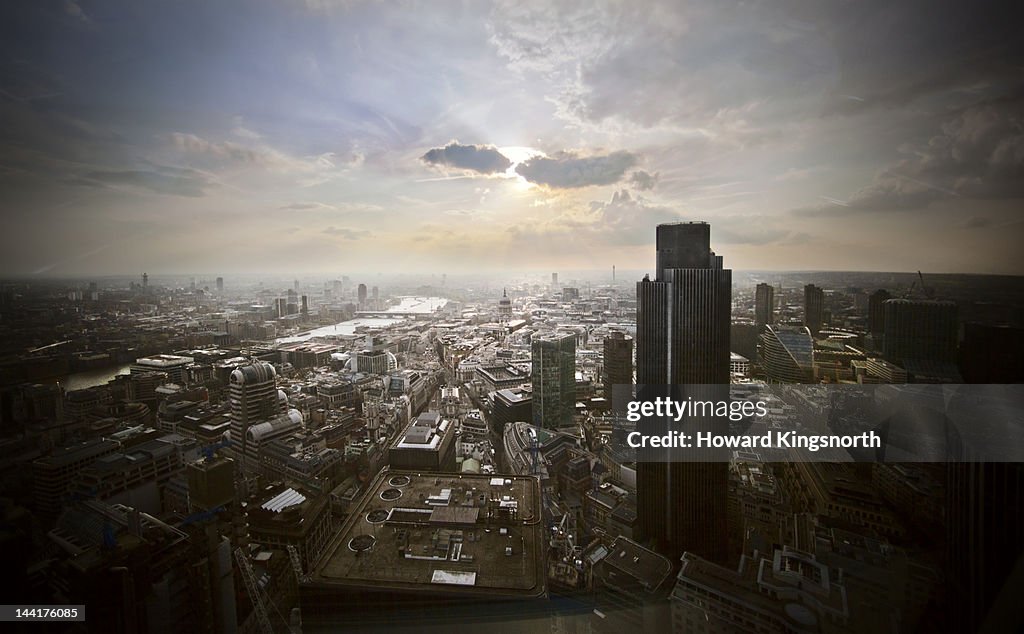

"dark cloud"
[81,165,213,197]
[629,170,659,191]
[323,226,372,240]
[793,96,1024,216]
[516,151,638,188]
[420,141,512,175]
[965,216,992,229]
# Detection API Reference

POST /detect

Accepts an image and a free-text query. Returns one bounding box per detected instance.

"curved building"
[758,325,815,383]
[229,361,285,468]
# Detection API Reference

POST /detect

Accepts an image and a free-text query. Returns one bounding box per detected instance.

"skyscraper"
[636,222,730,564]
[882,299,958,365]
[216,276,224,292]
[755,283,774,329]
[868,289,891,337]
[602,330,633,411]
[357,283,368,306]
[804,284,824,336]
[531,333,576,430]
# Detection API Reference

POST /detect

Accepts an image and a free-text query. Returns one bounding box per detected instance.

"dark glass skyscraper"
[531,333,576,430]
[636,222,730,564]
[755,282,774,329]
[804,284,824,336]
[882,298,958,365]
[868,288,891,337]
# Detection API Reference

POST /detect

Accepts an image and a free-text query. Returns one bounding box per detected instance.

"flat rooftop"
[309,469,545,598]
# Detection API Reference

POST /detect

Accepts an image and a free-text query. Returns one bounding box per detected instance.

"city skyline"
[2,0,1023,277]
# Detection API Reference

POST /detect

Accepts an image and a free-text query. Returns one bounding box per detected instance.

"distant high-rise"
[882,299,958,365]
[142,272,148,288]
[804,284,824,336]
[602,331,633,411]
[293,279,299,292]
[531,333,576,430]
[357,283,368,306]
[636,221,730,564]
[758,325,815,383]
[755,283,774,329]
[371,285,379,300]
[868,289,891,337]
[216,276,224,292]
[551,272,558,287]
[300,295,309,316]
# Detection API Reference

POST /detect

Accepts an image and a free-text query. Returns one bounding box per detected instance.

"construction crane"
[234,547,274,634]
[918,270,934,299]
[286,544,308,584]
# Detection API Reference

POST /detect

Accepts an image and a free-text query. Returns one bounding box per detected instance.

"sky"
[1,0,1022,277]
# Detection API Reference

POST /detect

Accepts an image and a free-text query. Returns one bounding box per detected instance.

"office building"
[131,354,193,385]
[387,411,457,471]
[635,222,730,564]
[357,283,368,306]
[32,439,120,518]
[531,333,576,430]
[868,289,890,337]
[602,331,633,412]
[671,549,851,633]
[492,386,532,437]
[591,537,674,633]
[758,325,815,383]
[187,455,235,512]
[882,299,958,365]
[247,484,332,572]
[228,361,286,468]
[804,284,824,336]
[755,282,774,328]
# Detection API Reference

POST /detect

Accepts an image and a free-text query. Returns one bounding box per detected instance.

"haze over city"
[2,0,1022,277]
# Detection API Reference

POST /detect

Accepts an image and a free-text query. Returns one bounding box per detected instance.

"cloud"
[793,96,1024,216]
[281,202,335,211]
[64,0,91,24]
[420,142,512,175]
[81,165,214,197]
[169,132,359,187]
[280,201,382,213]
[322,226,372,240]
[516,150,638,188]
[629,170,659,190]
[586,189,683,244]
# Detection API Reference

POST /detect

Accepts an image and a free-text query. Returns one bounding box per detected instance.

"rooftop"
[308,469,545,598]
